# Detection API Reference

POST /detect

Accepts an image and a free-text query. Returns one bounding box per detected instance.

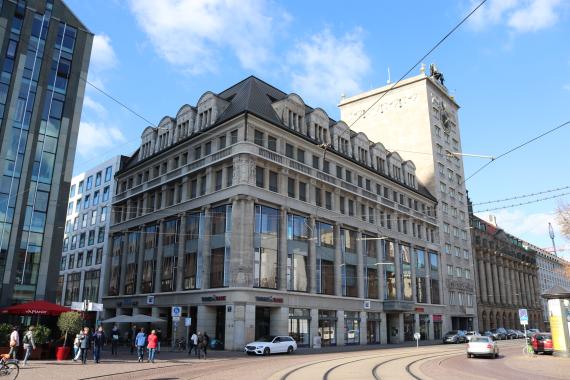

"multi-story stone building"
[470,214,543,330]
[56,156,121,307]
[532,244,570,327]
[0,0,92,304]
[103,76,449,350]
[339,66,477,331]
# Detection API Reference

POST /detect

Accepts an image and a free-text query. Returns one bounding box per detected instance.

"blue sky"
[66,0,570,256]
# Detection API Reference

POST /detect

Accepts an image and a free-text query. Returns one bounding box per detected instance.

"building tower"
[0,0,92,304]
[339,66,477,331]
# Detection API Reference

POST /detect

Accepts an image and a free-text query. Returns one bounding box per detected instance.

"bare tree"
[556,201,570,239]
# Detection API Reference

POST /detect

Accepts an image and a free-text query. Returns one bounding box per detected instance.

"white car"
[465,331,481,341]
[467,336,499,359]
[244,335,297,356]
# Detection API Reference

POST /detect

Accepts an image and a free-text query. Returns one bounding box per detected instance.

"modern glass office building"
[0,0,92,304]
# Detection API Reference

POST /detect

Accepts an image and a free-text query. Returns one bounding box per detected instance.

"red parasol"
[0,300,74,316]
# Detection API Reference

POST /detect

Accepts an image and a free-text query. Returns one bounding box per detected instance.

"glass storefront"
[433,315,442,340]
[429,251,440,304]
[401,245,413,301]
[287,214,309,292]
[367,312,381,344]
[403,313,415,341]
[289,308,310,347]
[345,311,360,345]
[318,309,337,346]
[419,314,429,340]
[383,240,396,299]
[211,205,232,288]
[254,205,278,288]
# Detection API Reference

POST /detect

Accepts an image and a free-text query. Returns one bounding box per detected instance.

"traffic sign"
[185,317,192,327]
[171,306,182,317]
[518,308,528,325]
[414,332,421,340]
[172,316,180,322]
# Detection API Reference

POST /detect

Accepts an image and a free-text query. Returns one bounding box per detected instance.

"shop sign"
[255,296,283,303]
[363,300,371,309]
[117,298,138,307]
[415,307,424,312]
[432,315,442,322]
[201,295,226,302]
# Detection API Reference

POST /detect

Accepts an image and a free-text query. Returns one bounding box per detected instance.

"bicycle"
[175,338,186,351]
[0,354,19,379]
[522,343,535,358]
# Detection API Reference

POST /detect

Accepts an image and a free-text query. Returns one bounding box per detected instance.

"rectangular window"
[312,155,319,169]
[269,171,278,192]
[219,135,226,149]
[299,182,307,202]
[95,172,102,187]
[297,149,305,163]
[86,176,93,190]
[285,143,294,158]
[325,191,332,210]
[256,166,264,188]
[287,178,295,198]
[323,160,330,173]
[254,130,264,146]
[215,169,223,191]
[230,130,238,144]
[267,135,277,151]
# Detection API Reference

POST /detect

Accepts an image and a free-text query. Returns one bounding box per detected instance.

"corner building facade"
[104,77,449,350]
[339,70,477,331]
[0,0,92,304]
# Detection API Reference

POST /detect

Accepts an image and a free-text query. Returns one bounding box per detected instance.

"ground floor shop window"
[318,310,337,346]
[318,259,335,295]
[419,314,429,340]
[385,265,396,300]
[367,312,381,344]
[433,315,442,340]
[289,308,310,347]
[287,253,308,292]
[404,313,415,341]
[345,311,360,345]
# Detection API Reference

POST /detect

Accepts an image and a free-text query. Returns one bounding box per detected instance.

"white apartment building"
[56,156,122,306]
[339,65,477,331]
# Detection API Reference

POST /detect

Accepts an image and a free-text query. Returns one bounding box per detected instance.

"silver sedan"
[466,336,499,358]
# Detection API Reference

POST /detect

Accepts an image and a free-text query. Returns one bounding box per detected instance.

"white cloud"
[469,0,565,33]
[287,28,371,108]
[563,83,570,91]
[77,121,126,158]
[476,209,561,249]
[91,34,117,71]
[128,0,288,74]
[83,96,107,118]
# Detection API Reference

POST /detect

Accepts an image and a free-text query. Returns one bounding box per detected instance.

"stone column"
[376,239,384,301]
[336,310,345,346]
[118,233,128,295]
[309,217,317,293]
[478,257,488,303]
[334,224,342,297]
[142,193,149,215]
[135,225,145,294]
[310,308,319,348]
[176,213,187,291]
[498,260,506,306]
[410,246,417,302]
[279,207,288,291]
[357,230,365,299]
[510,266,519,306]
[360,311,368,345]
[180,177,189,202]
[154,219,165,293]
[504,263,512,305]
[201,206,212,289]
[230,197,255,287]
[380,312,388,344]
[160,185,167,209]
[395,242,403,300]
[491,258,500,305]
[485,257,494,304]
[533,275,540,307]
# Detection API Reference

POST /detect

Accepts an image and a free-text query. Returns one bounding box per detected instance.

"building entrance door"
[387,313,400,344]
[255,307,271,339]
[214,306,226,349]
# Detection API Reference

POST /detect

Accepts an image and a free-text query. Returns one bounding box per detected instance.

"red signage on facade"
[415,307,424,312]
[433,315,442,322]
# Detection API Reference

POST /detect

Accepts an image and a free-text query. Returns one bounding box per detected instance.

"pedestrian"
[202,332,210,359]
[22,326,36,366]
[155,328,162,353]
[8,326,19,360]
[188,331,198,356]
[147,330,158,363]
[196,332,203,358]
[111,325,120,356]
[92,326,106,363]
[130,324,137,354]
[73,334,81,361]
[135,328,147,363]
[78,327,91,365]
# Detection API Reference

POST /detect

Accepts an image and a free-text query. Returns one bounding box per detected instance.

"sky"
[65,0,570,258]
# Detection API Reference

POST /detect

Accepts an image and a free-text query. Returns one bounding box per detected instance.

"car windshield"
[257,336,276,342]
[470,337,490,343]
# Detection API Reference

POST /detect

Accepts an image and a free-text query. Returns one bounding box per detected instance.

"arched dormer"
[271,93,306,133]
[195,91,230,132]
[351,131,370,166]
[330,121,352,156]
[307,107,329,143]
[370,142,387,174]
[139,126,157,160]
[387,152,403,182]
[175,104,196,142]
[157,116,175,151]
[402,160,417,189]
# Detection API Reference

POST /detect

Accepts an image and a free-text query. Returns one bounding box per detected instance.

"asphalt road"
[17,340,570,380]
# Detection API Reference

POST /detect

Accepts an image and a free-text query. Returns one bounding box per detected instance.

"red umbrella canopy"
[0,300,73,316]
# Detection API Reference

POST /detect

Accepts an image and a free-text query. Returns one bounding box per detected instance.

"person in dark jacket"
[202,332,210,359]
[111,325,120,355]
[92,326,106,363]
[78,327,91,365]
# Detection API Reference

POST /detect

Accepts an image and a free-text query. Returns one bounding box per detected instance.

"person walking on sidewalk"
[92,326,106,363]
[135,328,147,363]
[147,330,158,363]
[188,331,198,356]
[22,326,36,366]
[73,334,81,361]
[79,327,92,365]
[8,326,19,360]
[155,328,162,354]
[202,332,210,359]
[111,325,120,356]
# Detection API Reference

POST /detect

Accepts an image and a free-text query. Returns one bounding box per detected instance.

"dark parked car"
[505,329,518,339]
[531,333,553,354]
[443,330,467,344]
[482,331,496,340]
[489,328,507,340]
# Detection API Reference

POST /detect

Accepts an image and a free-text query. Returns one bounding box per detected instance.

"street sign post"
[171,306,182,317]
[519,308,529,340]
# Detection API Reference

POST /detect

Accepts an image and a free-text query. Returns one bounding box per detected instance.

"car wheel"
[287,346,294,354]
[263,347,270,356]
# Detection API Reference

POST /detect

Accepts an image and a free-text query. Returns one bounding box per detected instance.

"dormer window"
[392,165,401,181]
[376,157,385,174]
[337,137,349,154]
[357,147,368,165]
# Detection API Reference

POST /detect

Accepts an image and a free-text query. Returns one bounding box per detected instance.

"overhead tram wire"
[473,191,570,213]
[463,119,570,184]
[328,0,489,150]
[472,185,570,206]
